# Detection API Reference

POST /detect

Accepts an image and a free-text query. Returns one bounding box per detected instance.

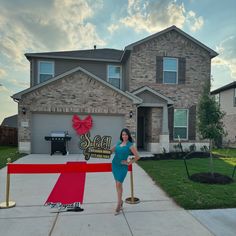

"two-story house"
[12,25,218,154]
[211,81,236,147]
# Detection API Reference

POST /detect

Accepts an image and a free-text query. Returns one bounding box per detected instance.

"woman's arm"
[110,145,116,153]
[122,145,140,165]
[129,145,140,164]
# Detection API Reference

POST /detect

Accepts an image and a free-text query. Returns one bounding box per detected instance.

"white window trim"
[173,108,189,141]
[38,60,55,84]
[163,57,178,84]
[107,65,122,89]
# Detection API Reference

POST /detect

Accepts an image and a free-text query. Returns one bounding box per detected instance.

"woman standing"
[111,128,140,215]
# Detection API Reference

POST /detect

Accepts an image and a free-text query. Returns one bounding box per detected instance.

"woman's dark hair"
[120,128,133,143]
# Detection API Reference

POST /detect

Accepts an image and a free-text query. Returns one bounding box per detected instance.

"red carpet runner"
[45,162,86,205]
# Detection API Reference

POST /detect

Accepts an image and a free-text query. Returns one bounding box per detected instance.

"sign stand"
[0,158,16,209]
[125,165,140,204]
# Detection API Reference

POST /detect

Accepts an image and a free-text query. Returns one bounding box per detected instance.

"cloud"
[0,0,106,71]
[0,68,7,77]
[119,0,203,33]
[52,0,105,50]
[186,11,204,32]
[0,89,17,123]
[0,84,10,93]
[7,79,29,89]
[108,24,120,34]
[212,36,236,79]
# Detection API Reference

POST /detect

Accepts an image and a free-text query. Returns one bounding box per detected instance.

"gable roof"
[131,86,174,104]
[1,114,18,128]
[12,66,142,104]
[25,48,124,62]
[211,81,236,95]
[25,26,217,63]
[124,25,218,58]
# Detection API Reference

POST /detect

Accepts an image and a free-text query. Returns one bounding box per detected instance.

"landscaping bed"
[138,152,236,209]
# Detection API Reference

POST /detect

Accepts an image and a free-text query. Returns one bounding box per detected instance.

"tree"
[197,79,225,175]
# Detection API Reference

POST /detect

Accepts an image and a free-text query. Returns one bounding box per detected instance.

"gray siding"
[31,58,124,89]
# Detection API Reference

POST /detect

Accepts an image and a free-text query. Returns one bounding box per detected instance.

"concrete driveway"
[0,154,234,235]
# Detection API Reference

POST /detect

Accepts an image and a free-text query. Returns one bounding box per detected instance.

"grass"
[0,146,26,169]
[138,152,236,210]
[213,148,236,158]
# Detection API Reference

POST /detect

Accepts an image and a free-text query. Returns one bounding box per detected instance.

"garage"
[31,113,125,154]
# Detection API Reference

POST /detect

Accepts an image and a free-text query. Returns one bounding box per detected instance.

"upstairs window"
[38,61,54,83]
[174,109,188,140]
[163,57,178,84]
[234,88,236,107]
[108,65,121,89]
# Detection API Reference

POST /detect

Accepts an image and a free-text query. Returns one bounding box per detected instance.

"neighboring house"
[12,25,218,154]
[211,81,236,146]
[1,115,18,128]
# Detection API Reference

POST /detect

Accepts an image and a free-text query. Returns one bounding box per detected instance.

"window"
[163,57,178,84]
[174,109,188,140]
[234,88,236,107]
[108,65,121,89]
[38,61,54,83]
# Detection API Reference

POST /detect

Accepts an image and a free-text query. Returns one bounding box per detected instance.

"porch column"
[160,104,170,153]
[162,104,169,134]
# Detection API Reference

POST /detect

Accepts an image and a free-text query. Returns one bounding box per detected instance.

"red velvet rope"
[7,163,132,174]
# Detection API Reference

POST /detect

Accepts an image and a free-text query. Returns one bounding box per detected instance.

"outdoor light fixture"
[22,107,26,115]
[129,111,133,118]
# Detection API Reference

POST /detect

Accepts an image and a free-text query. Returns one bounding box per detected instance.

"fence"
[0,126,17,146]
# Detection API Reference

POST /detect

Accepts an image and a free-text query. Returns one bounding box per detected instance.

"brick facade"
[128,31,211,109]
[127,30,212,143]
[18,71,137,146]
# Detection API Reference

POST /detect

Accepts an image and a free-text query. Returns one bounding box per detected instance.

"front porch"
[133,86,173,154]
[137,106,170,153]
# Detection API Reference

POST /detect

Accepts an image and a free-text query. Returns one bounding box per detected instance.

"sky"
[0,0,236,124]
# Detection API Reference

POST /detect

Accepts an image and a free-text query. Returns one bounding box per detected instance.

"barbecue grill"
[45,131,71,155]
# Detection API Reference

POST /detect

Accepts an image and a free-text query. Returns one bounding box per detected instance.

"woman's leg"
[115,181,123,210]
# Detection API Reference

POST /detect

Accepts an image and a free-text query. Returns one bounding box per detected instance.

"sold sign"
[79,133,112,160]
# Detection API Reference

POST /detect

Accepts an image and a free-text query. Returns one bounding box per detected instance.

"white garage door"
[31,113,125,154]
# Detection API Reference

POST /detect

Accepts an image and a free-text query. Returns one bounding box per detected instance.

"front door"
[137,116,145,149]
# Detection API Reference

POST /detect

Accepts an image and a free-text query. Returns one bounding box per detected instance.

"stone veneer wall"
[151,108,162,142]
[18,70,137,151]
[128,30,212,141]
[143,107,162,143]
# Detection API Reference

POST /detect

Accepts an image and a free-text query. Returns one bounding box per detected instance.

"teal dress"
[112,140,133,183]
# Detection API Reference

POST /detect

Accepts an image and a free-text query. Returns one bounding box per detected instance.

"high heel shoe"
[114,201,123,215]
[120,200,123,210]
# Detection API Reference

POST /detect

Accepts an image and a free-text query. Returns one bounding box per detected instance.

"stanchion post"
[0,158,16,209]
[125,164,140,204]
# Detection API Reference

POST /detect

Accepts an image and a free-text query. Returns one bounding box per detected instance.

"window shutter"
[156,56,163,83]
[168,106,174,141]
[178,58,186,84]
[188,105,196,140]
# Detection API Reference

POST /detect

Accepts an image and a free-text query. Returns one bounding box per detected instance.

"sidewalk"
[0,154,223,235]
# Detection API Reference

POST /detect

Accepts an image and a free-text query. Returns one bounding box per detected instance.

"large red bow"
[72,115,93,135]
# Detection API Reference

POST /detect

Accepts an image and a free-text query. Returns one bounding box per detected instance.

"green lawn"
[138,154,236,210]
[0,146,26,169]
[213,148,236,158]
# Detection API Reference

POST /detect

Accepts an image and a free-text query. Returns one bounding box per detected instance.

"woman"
[111,128,140,215]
